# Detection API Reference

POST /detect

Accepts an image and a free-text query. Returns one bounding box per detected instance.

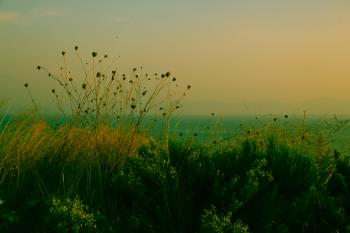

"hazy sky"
[1,0,350,115]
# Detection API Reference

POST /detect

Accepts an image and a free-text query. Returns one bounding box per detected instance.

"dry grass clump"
[0,119,150,186]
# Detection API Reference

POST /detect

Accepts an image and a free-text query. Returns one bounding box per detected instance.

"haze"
[1,0,350,115]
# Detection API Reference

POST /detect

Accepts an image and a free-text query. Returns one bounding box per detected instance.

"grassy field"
[1,48,350,232]
[1,115,350,233]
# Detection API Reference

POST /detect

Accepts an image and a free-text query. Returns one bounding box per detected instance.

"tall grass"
[1,47,350,232]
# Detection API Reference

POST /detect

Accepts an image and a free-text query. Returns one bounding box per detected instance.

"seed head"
[74,46,79,51]
[133,67,137,72]
[172,77,176,81]
[69,78,73,81]
[273,118,277,122]
[37,65,41,70]
[131,104,136,109]
[96,72,101,78]
[112,70,116,75]
[284,114,288,119]
[51,89,55,93]
[161,74,165,78]
[187,85,192,90]
[165,71,171,77]
[92,52,98,57]
[104,54,108,58]
[61,51,66,56]
[82,83,87,89]
[24,83,28,88]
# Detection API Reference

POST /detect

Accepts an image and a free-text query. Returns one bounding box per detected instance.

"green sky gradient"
[1,0,350,115]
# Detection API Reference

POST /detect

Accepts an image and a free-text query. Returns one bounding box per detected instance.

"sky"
[1,0,350,115]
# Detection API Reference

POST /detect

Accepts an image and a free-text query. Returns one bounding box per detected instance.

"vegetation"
[1,48,350,232]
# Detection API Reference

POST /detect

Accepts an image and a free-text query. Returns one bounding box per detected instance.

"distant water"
[1,113,350,149]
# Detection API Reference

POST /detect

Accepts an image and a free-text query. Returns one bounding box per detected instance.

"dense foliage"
[1,123,350,233]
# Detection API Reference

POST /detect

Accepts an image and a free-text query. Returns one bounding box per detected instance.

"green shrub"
[200,206,249,233]
[46,196,98,233]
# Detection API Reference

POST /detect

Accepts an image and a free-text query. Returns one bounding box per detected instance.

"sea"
[1,113,350,150]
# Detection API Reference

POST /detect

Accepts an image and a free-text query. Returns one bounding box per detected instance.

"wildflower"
[61,51,66,56]
[74,46,78,51]
[92,52,98,57]
[24,83,28,88]
[37,65,41,70]
[165,71,171,77]
[172,77,176,82]
[82,83,87,89]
